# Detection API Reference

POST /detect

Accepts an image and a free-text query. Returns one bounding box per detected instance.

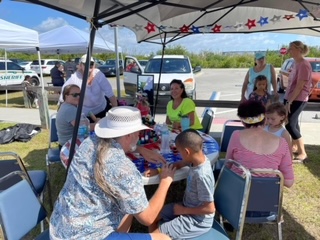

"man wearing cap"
[241,52,278,102]
[50,106,174,240]
[59,54,118,121]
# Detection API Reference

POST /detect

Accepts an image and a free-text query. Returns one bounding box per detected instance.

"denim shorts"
[105,232,152,240]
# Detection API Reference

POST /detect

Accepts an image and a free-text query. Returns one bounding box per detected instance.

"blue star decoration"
[296,9,309,20]
[257,16,268,26]
[191,25,201,33]
[158,25,166,31]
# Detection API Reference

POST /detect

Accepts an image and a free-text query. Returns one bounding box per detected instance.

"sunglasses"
[67,93,81,98]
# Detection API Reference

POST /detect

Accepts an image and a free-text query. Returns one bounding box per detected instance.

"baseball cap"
[80,54,94,64]
[254,52,266,60]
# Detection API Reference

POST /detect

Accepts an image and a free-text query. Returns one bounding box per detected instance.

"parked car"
[98,59,124,76]
[124,55,200,103]
[138,60,148,70]
[0,60,40,86]
[18,61,32,70]
[278,57,320,101]
[30,59,65,75]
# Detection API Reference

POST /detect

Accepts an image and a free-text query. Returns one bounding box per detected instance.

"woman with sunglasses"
[56,84,98,148]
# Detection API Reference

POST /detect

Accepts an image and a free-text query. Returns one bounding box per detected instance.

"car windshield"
[311,62,320,72]
[31,60,45,65]
[144,58,191,73]
[105,60,116,65]
[139,60,148,67]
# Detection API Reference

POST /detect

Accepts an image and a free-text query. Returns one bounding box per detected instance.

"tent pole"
[4,50,8,107]
[67,0,101,172]
[153,33,167,117]
[114,26,121,98]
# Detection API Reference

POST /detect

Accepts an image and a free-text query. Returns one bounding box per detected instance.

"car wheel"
[30,77,40,86]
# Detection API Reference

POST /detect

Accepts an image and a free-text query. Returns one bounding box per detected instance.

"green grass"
[0,123,319,239]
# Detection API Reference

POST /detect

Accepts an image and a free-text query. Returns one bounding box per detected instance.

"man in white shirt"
[59,54,118,121]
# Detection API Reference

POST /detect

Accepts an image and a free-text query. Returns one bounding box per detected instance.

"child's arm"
[172,160,188,170]
[173,202,215,216]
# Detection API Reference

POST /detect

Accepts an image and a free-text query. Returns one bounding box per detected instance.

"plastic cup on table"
[180,116,190,131]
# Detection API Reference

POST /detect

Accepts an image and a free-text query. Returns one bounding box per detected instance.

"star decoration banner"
[113,6,320,43]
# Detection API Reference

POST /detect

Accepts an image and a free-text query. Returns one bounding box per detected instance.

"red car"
[277,57,320,101]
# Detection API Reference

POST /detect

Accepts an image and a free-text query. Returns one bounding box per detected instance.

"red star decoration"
[145,22,156,33]
[212,24,222,33]
[245,19,256,29]
[283,15,295,20]
[180,24,189,33]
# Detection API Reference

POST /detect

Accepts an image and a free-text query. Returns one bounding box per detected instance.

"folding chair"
[245,169,284,240]
[201,109,214,134]
[220,120,244,152]
[0,171,50,240]
[187,159,252,240]
[44,113,62,207]
[0,152,47,201]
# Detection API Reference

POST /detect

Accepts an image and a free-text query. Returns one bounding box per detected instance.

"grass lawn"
[0,122,319,240]
[1,84,319,239]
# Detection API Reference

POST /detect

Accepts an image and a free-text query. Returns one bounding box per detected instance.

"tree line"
[2,44,320,68]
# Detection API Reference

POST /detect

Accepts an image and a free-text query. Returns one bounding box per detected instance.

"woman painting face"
[170,83,183,99]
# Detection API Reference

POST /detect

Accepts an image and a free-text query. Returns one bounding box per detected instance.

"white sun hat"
[95,106,150,138]
[80,54,94,63]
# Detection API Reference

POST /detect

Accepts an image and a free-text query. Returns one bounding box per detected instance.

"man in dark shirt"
[50,61,65,86]
[64,58,77,80]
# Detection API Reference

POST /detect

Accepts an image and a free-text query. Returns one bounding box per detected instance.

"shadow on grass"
[304,144,320,179]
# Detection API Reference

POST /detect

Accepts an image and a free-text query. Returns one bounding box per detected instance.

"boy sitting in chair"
[150,129,216,239]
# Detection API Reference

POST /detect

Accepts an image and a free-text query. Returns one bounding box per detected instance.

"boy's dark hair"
[238,100,266,128]
[175,129,203,152]
[253,75,268,91]
[266,102,287,124]
[170,79,188,99]
[24,75,31,81]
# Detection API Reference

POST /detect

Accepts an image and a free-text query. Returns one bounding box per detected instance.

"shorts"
[105,232,152,240]
[159,203,213,239]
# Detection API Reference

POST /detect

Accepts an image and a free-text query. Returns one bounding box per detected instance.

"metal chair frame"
[220,119,244,152]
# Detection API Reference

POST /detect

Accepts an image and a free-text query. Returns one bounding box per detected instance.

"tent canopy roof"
[8,25,121,54]
[14,0,320,43]
[0,18,39,49]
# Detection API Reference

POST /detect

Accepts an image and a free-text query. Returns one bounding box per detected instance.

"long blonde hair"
[94,138,120,202]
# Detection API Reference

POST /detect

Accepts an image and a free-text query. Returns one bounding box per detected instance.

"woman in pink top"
[226,100,294,188]
[284,41,312,163]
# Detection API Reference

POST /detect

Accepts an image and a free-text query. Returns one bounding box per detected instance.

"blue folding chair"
[46,113,61,207]
[245,169,284,240]
[0,152,47,199]
[220,120,244,152]
[187,159,252,240]
[201,109,214,134]
[0,171,49,240]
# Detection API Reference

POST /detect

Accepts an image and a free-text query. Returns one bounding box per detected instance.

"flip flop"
[292,157,309,164]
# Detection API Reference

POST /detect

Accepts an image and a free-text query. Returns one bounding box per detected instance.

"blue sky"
[1,0,320,55]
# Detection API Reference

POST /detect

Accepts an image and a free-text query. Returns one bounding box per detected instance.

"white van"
[0,60,40,86]
[123,55,199,103]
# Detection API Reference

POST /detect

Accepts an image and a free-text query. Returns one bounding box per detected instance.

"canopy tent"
[0,18,39,49]
[0,18,44,109]
[15,0,320,167]
[8,25,122,54]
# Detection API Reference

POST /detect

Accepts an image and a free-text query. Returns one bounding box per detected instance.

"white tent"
[0,19,44,107]
[0,18,39,49]
[9,25,121,54]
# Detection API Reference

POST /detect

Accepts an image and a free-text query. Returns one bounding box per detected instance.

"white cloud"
[34,17,68,33]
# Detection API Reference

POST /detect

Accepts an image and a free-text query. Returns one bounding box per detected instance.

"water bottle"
[160,123,170,154]
[78,113,90,139]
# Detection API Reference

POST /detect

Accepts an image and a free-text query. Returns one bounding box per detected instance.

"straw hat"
[95,106,150,138]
